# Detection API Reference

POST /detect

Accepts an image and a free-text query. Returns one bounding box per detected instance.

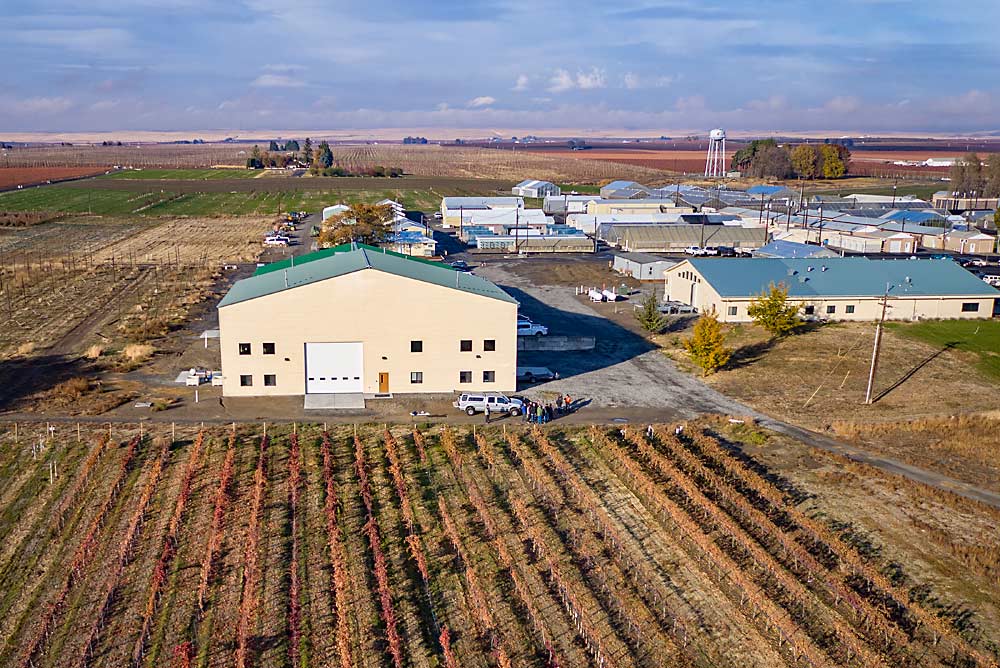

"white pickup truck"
[517,321,549,336]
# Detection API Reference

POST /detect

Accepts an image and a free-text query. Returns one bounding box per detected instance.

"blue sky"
[2,0,999,134]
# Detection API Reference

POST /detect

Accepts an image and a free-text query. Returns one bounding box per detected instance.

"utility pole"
[864,286,893,404]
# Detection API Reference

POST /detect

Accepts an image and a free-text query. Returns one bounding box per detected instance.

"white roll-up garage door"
[305,342,364,393]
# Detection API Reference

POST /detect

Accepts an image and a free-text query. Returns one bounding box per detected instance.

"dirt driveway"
[475,259,751,416]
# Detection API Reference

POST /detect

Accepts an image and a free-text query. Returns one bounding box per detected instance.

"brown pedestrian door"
[378,372,389,393]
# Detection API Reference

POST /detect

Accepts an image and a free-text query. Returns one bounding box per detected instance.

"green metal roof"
[221,247,516,308]
[686,257,1000,299]
[254,243,450,276]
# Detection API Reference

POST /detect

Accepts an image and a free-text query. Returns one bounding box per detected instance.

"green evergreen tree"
[635,294,665,333]
[315,141,334,168]
[683,309,731,375]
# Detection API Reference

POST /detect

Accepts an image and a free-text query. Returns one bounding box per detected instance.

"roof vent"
[821,265,828,271]
[799,276,809,283]
[787,269,797,276]
[807,266,814,272]
[905,276,912,284]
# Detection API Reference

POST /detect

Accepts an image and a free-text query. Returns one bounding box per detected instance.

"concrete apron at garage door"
[304,393,366,410]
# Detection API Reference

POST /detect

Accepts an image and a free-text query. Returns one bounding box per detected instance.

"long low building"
[664,257,999,322]
[608,224,769,252]
[219,246,518,399]
[440,196,523,227]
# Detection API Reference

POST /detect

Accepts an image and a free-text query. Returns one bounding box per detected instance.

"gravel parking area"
[475,259,752,418]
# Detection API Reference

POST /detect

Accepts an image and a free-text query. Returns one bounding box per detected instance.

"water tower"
[704,128,726,178]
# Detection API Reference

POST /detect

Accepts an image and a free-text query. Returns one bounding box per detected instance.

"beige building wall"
[219,269,517,397]
[664,264,995,322]
[587,201,692,215]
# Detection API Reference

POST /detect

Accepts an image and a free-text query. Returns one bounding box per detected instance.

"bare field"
[0,216,264,359]
[0,167,109,190]
[2,143,675,183]
[0,421,994,668]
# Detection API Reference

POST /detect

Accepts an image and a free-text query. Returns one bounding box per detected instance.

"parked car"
[715,246,737,257]
[264,237,289,247]
[517,321,549,336]
[683,246,718,256]
[449,260,473,272]
[453,392,524,416]
[517,366,557,382]
[433,212,443,219]
[657,300,695,315]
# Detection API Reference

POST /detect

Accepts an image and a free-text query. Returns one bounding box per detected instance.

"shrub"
[683,309,731,375]
[17,342,35,356]
[52,376,91,400]
[85,345,104,359]
[747,282,803,337]
[123,343,155,362]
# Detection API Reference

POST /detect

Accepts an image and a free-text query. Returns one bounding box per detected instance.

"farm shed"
[664,257,999,322]
[512,179,561,198]
[219,246,517,400]
[440,196,522,227]
[474,233,594,253]
[600,180,651,199]
[389,231,437,257]
[609,224,768,252]
[613,252,678,280]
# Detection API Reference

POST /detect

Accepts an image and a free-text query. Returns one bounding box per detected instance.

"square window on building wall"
[483,370,495,382]
[411,340,423,352]
[240,374,252,386]
[264,374,276,386]
[262,342,275,355]
[239,343,251,355]
[460,340,472,352]
[410,372,423,384]
[484,339,496,351]
[459,371,472,383]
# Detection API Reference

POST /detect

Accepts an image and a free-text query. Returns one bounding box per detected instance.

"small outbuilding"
[613,252,678,281]
[512,179,561,198]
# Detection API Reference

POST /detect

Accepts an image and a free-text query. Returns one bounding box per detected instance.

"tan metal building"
[610,224,768,252]
[664,257,999,322]
[218,247,518,400]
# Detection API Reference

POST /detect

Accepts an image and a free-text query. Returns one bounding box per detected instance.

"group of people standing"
[522,394,573,424]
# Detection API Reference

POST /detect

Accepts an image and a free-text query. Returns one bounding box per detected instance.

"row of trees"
[949,153,1000,197]
[731,139,851,179]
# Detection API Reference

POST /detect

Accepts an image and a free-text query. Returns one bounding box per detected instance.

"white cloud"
[90,99,120,112]
[251,73,305,87]
[576,67,605,89]
[548,69,575,92]
[513,74,529,91]
[467,96,496,108]
[623,72,640,89]
[549,67,606,92]
[263,63,305,73]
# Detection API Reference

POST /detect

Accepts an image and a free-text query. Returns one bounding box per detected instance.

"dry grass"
[831,414,1000,492]
[16,342,35,356]
[122,343,154,362]
[699,321,1000,427]
[50,377,91,401]
[84,345,104,359]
